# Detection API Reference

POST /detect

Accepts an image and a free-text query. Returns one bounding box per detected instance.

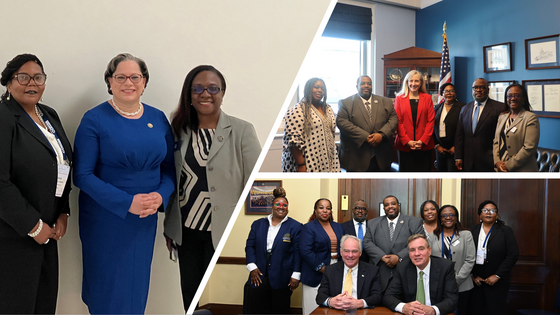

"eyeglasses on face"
[354,207,367,211]
[12,73,47,86]
[441,214,456,219]
[443,89,455,94]
[481,208,497,214]
[113,74,143,83]
[472,86,487,91]
[273,202,288,208]
[507,94,522,100]
[191,85,222,95]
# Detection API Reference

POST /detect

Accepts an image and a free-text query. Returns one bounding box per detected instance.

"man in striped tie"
[341,200,370,263]
[384,234,458,315]
[316,235,382,310]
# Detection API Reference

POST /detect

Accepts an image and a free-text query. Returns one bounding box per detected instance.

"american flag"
[438,24,451,104]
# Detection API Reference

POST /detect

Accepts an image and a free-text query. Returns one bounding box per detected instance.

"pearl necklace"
[111,99,143,116]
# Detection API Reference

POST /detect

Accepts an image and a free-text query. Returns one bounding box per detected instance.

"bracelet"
[28,219,43,238]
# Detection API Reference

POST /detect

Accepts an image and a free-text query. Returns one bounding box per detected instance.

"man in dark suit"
[363,195,424,292]
[316,235,382,310]
[455,78,507,172]
[384,234,458,315]
[337,75,398,172]
[341,200,369,263]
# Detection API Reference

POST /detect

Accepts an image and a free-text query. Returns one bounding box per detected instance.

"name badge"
[476,249,485,265]
[510,126,518,133]
[451,239,460,247]
[56,164,70,197]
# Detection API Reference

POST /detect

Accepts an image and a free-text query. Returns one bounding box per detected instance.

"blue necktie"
[472,102,480,133]
[358,223,363,247]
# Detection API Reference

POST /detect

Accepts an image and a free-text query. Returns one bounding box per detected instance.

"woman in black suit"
[433,83,466,171]
[470,200,519,315]
[0,54,72,313]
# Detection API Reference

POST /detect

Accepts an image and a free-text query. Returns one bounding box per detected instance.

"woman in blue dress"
[74,53,175,314]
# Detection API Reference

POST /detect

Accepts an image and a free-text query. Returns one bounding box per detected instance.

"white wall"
[1,0,334,313]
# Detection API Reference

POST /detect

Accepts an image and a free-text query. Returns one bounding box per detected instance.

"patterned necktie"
[343,268,353,296]
[358,223,364,246]
[365,101,372,122]
[472,102,480,133]
[389,222,394,241]
[416,271,426,304]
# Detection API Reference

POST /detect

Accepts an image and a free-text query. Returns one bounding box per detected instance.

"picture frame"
[483,42,512,73]
[522,79,560,118]
[488,80,515,103]
[245,180,283,215]
[525,34,560,70]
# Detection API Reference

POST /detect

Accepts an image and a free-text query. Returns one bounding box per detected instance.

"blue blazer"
[300,219,344,287]
[245,217,302,289]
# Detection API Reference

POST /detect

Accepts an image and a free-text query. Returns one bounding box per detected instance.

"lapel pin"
[374,100,378,103]
[147,123,153,128]
[218,136,224,142]
[400,220,404,224]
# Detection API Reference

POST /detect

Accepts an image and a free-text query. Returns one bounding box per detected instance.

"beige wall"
[202,178,463,308]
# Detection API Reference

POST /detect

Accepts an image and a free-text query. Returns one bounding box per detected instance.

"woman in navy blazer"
[470,200,518,315]
[300,198,343,315]
[0,54,72,313]
[244,187,302,314]
[394,70,435,172]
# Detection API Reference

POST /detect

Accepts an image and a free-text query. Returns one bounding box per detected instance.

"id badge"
[476,249,485,265]
[439,123,446,138]
[56,164,70,197]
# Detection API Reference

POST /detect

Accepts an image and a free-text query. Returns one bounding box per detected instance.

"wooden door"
[461,179,560,314]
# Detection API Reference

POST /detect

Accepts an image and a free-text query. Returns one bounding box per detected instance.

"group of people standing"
[282,72,540,172]
[0,53,260,314]
[244,192,519,315]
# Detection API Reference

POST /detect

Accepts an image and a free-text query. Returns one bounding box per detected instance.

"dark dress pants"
[178,227,214,312]
[398,149,432,172]
[0,237,58,314]
[436,150,458,171]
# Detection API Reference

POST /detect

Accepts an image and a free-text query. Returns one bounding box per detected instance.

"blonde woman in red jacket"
[394,70,435,172]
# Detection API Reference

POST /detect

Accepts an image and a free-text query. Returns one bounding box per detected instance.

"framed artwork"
[522,79,560,118]
[483,42,512,73]
[245,180,282,215]
[525,34,560,70]
[488,80,515,103]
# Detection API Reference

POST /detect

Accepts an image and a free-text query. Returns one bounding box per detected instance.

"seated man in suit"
[363,195,424,292]
[384,234,458,315]
[337,75,398,172]
[341,200,369,263]
[316,235,382,310]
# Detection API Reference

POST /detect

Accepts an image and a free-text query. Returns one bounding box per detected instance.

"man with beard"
[341,200,370,263]
[455,78,507,172]
[363,195,423,292]
[337,75,398,172]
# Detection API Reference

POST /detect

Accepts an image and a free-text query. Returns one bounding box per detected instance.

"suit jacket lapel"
[355,95,373,130]
[407,264,417,299]
[392,217,405,246]
[208,110,232,162]
[39,104,73,161]
[465,102,475,137]
[507,109,526,133]
[380,216,392,246]
[475,100,493,134]
[272,220,289,251]
[7,99,55,157]
[334,262,344,295]
[260,219,270,253]
[429,259,440,301]
[357,263,366,297]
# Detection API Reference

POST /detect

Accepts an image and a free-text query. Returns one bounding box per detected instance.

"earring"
[7,92,11,100]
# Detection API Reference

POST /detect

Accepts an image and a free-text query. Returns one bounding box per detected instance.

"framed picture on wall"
[522,78,560,118]
[525,34,560,70]
[488,80,515,103]
[483,42,512,73]
[245,180,282,215]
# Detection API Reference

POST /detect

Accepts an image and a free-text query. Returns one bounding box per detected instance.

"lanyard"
[482,224,494,249]
[442,231,455,259]
[35,106,68,162]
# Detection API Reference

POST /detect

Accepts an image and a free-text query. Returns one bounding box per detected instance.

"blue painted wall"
[416,0,560,149]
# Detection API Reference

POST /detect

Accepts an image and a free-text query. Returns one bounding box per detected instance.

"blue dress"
[74,101,175,314]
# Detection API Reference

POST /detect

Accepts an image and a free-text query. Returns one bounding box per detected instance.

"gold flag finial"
[443,21,447,34]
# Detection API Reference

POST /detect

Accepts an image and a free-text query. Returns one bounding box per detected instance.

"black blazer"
[455,98,507,171]
[433,100,466,149]
[316,260,382,308]
[0,98,72,238]
[470,223,518,281]
[341,219,370,263]
[383,256,458,315]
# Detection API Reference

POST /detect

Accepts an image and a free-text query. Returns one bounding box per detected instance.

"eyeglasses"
[443,90,455,94]
[112,74,143,83]
[354,207,367,211]
[191,85,222,95]
[481,208,497,214]
[12,73,47,86]
[472,86,487,91]
[441,214,456,219]
[507,94,522,100]
[274,202,288,208]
